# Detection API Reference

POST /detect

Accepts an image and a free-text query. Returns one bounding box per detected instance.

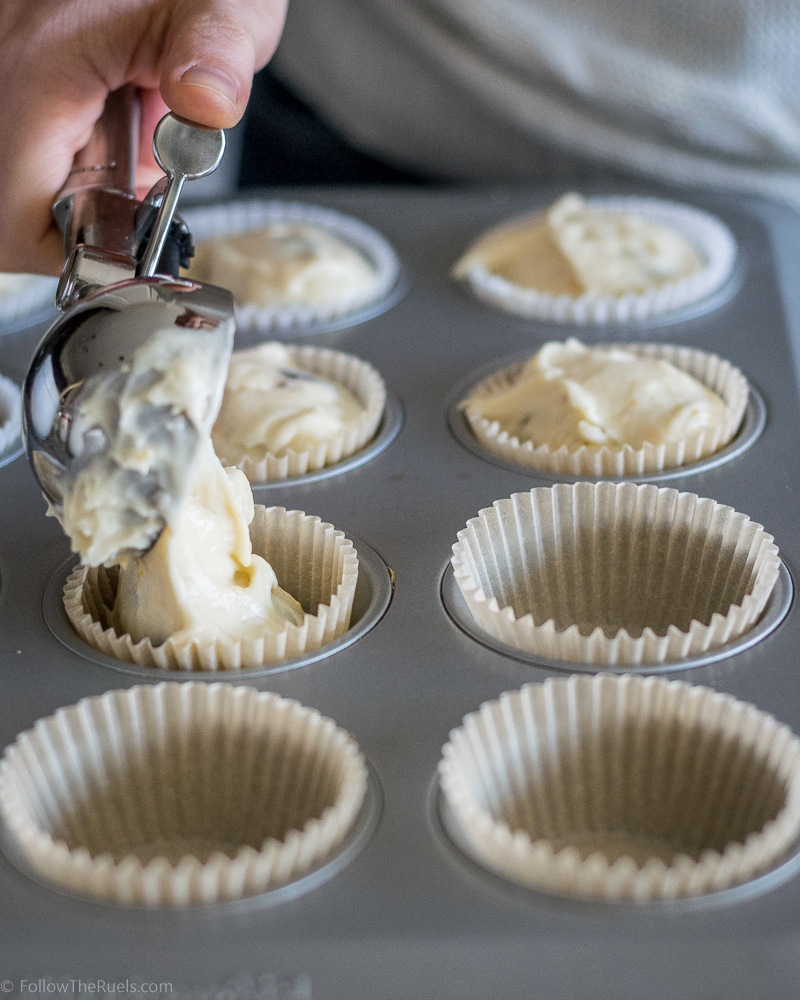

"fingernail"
[180,65,238,107]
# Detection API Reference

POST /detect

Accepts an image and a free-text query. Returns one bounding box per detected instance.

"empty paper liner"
[64,506,359,671]
[461,344,749,477]
[451,482,780,664]
[0,683,368,906]
[439,674,800,901]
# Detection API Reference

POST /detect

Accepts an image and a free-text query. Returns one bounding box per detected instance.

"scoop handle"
[52,84,140,263]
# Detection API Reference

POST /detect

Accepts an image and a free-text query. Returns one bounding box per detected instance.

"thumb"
[160,0,287,129]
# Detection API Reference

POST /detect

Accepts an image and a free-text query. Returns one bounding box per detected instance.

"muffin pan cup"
[0,683,369,906]
[439,674,800,901]
[2,187,800,996]
[62,506,360,672]
[182,200,404,335]
[454,197,737,325]
[460,342,750,478]
[448,354,766,483]
[440,558,794,674]
[43,531,393,680]
[451,482,781,665]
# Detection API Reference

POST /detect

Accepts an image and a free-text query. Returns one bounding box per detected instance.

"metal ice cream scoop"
[23,86,236,564]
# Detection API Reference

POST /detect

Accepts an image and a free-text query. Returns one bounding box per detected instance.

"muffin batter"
[469,338,726,450]
[113,439,303,646]
[190,222,380,310]
[212,342,365,464]
[455,193,704,296]
[57,326,303,647]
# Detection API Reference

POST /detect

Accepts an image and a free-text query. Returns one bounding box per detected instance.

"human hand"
[0,0,286,274]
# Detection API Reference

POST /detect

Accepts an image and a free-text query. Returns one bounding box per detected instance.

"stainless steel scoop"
[23,86,236,563]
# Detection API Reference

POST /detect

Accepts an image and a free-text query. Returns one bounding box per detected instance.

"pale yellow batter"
[189,223,379,310]
[455,193,704,296]
[470,339,726,451]
[59,328,305,648]
[453,215,581,295]
[113,440,303,646]
[212,343,365,464]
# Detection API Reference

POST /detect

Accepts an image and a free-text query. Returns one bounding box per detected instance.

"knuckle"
[185,9,253,54]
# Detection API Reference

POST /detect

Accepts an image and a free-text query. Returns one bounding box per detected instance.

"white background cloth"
[273,0,800,204]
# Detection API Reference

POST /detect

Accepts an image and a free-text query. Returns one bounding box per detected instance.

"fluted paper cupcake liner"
[0,682,368,905]
[461,344,749,476]
[182,200,401,333]
[0,274,57,328]
[440,674,800,900]
[0,374,21,455]
[63,506,359,671]
[214,345,387,482]
[451,482,780,664]
[454,198,736,325]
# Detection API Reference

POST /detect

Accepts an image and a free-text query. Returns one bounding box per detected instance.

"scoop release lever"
[137,115,225,278]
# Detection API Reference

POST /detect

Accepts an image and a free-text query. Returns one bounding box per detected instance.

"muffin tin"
[2,185,800,998]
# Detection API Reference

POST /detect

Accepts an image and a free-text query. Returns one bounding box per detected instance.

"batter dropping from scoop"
[113,438,303,646]
[57,325,304,648]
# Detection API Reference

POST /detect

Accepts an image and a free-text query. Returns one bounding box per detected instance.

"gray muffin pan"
[2,186,800,999]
